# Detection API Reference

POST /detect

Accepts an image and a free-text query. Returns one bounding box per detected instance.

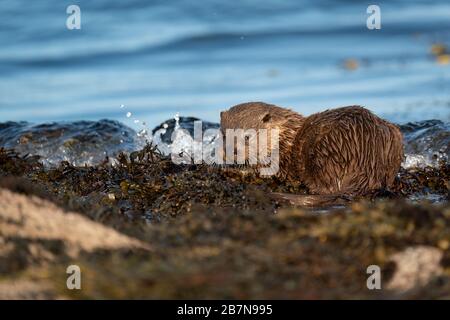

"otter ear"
[262,113,271,123]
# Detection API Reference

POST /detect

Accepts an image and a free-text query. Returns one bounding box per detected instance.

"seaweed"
[0,145,449,299]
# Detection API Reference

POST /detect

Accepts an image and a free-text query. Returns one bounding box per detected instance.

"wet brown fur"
[220,102,304,177]
[220,102,404,201]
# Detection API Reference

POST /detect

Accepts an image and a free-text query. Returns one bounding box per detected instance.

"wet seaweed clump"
[393,161,449,199]
[1,144,309,223]
[0,147,43,177]
[0,144,449,223]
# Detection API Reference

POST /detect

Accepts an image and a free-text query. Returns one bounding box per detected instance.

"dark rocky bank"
[0,146,449,299]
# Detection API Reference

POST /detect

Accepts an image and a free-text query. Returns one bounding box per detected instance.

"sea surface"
[1,0,450,128]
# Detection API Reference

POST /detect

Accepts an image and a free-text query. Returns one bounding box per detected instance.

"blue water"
[1,0,450,130]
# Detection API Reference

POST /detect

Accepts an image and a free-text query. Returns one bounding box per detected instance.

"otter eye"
[262,113,271,123]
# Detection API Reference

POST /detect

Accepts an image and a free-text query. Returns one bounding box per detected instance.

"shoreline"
[0,145,449,299]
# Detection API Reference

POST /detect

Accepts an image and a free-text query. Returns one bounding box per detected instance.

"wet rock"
[0,120,143,167]
[399,120,450,168]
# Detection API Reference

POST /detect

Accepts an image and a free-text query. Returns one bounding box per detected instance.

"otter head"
[220,102,275,132]
[219,102,304,176]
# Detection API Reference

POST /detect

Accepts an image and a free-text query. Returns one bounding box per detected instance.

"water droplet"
[134,119,140,123]
[137,128,148,138]
[120,104,125,109]
[126,112,132,118]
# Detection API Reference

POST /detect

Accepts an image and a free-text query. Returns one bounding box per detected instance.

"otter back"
[290,106,404,195]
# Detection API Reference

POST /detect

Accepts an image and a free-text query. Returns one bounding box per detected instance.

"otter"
[220,102,404,205]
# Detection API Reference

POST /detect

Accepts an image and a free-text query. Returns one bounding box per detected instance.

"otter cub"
[220,102,403,199]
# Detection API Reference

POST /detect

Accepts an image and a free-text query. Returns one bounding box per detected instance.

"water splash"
[150,114,220,164]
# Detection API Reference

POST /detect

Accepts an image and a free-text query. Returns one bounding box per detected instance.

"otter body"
[220,102,404,196]
[289,106,403,195]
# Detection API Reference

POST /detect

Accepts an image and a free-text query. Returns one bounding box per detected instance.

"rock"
[0,188,149,271]
[0,280,55,300]
[386,246,443,292]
